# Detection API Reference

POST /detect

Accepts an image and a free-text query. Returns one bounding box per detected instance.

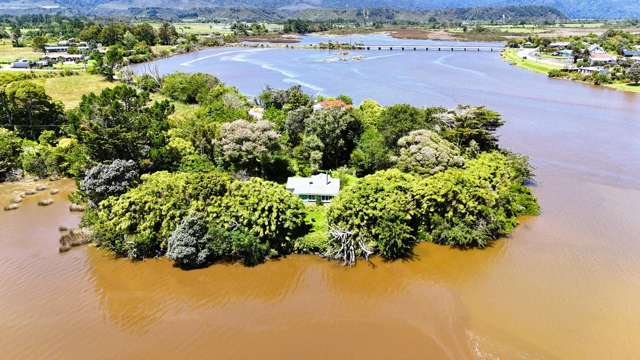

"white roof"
[286,173,340,197]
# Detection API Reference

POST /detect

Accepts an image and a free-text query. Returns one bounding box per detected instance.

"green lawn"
[501,48,562,75]
[295,204,329,254]
[0,40,41,64]
[605,82,640,93]
[31,74,116,109]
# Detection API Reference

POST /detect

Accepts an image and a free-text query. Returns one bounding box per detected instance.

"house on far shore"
[312,99,353,112]
[622,49,640,57]
[548,42,570,49]
[286,173,340,204]
[590,52,617,65]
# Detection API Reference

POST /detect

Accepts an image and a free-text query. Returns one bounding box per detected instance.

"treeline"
[0,71,538,268]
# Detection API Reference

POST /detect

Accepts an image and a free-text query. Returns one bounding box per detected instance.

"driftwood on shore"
[59,228,92,253]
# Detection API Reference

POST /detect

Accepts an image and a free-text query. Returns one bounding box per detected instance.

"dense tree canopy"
[0,81,65,140]
[68,85,175,171]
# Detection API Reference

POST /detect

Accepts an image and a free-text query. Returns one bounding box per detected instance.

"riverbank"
[502,48,640,93]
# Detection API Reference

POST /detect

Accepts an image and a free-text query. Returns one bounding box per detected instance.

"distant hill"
[0,0,639,19]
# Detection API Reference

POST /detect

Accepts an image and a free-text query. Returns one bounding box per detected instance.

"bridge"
[354,45,504,52]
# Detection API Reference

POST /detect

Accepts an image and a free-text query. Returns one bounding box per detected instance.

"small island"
[1,67,539,269]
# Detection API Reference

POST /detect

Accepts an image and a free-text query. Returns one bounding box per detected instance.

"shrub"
[327,169,419,260]
[207,227,269,266]
[90,171,232,258]
[166,213,212,269]
[215,178,309,255]
[0,129,22,180]
[135,74,160,92]
[80,160,140,206]
[161,72,219,104]
[394,129,465,175]
[415,152,539,248]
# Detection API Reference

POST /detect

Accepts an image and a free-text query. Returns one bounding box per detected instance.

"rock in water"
[50,189,60,195]
[10,197,23,204]
[3,204,19,211]
[36,184,48,191]
[24,189,37,195]
[38,199,54,206]
[59,228,92,253]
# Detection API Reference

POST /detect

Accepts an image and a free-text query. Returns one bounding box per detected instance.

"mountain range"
[0,0,638,19]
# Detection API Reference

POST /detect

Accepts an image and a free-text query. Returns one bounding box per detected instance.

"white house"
[286,173,340,204]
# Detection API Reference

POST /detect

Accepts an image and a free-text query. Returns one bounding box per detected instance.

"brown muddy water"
[4,40,640,359]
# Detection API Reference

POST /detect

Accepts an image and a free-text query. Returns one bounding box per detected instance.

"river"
[2,34,640,359]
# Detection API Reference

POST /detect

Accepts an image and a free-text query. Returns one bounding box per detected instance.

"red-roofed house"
[313,99,353,111]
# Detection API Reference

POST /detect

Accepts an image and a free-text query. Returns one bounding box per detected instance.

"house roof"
[590,53,616,61]
[286,174,340,197]
[313,99,353,111]
[623,49,640,57]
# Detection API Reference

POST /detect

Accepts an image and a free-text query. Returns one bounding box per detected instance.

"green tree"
[349,126,391,176]
[0,128,22,180]
[439,105,505,151]
[31,35,48,52]
[304,109,362,169]
[1,81,65,139]
[131,23,157,45]
[161,72,220,104]
[100,45,125,81]
[394,129,465,175]
[158,22,178,45]
[377,104,431,148]
[627,63,640,84]
[68,85,174,170]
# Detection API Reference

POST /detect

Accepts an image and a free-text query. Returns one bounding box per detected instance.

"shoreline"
[501,48,640,94]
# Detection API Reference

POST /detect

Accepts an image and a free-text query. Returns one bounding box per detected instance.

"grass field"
[501,48,562,74]
[30,74,116,109]
[605,82,640,93]
[0,40,41,64]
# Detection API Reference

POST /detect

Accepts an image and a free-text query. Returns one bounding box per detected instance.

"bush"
[207,227,269,266]
[80,160,140,206]
[166,213,212,269]
[216,178,309,255]
[394,129,465,175]
[327,169,419,260]
[135,74,160,92]
[161,72,219,104]
[90,171,232,258]
[0,129,22,180]
[415,152,539,248]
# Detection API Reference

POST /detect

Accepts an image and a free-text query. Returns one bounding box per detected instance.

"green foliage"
[208,227,269,266]
[394,129,465,175]
[215,178,309,255]
[89,172,309,260]
[257,85,311,111]
[294,205,329,254]
[627,63,640,84]
[328,169,419,260]
[161,72,220,104]
[218,119,281,176]
[0,81,65,140]
[303,108,362,169]
[438,105,505,151]
[135,74,160,92]
[90,171,232,259]
[19,134,91,178]
[416,152,539,248]
[349,126,391,176]
[0,128,22,180]
[329,152,539,258]
[377,104,433,148]
[68,85,174,171]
